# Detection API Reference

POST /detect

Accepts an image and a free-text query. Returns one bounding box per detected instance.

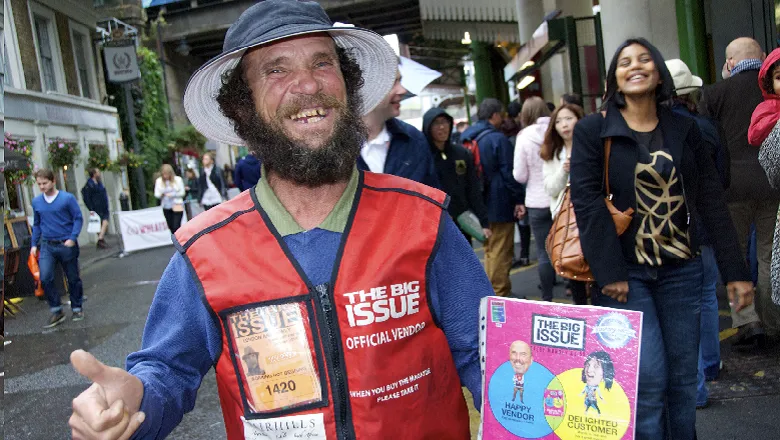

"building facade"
[3,0,126,243]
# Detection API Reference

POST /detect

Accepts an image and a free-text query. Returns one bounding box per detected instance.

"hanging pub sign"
[103,40,140,83]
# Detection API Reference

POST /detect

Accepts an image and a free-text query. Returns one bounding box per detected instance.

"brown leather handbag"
[545,138,635,281]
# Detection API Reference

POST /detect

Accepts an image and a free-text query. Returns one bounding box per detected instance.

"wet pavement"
[2,242,779,439]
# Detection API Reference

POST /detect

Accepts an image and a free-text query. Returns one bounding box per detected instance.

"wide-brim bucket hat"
[183,0,398,145]
[665,59,703,96]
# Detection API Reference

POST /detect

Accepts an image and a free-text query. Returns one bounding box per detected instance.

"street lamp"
[175,38,191,56]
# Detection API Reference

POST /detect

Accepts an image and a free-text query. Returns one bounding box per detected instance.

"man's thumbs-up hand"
[69,350,146,440]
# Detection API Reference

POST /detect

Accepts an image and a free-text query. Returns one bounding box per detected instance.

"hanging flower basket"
[87,144,119,172]
[4,133,35,185]
[47,138,80,168]
[116,152,145,168]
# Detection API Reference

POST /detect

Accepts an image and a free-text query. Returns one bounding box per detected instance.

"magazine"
[480,297,642,440]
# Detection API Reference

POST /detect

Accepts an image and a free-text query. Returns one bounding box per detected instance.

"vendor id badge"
[226,302,322,413]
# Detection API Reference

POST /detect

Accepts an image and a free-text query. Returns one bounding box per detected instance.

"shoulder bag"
[545,138,635,281]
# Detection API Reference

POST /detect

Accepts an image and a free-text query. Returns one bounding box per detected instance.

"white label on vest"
[242,414,327,439]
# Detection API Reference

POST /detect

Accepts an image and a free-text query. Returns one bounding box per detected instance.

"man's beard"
[239,93,367,187]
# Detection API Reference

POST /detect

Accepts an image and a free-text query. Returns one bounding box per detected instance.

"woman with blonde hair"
[154,164,186,233]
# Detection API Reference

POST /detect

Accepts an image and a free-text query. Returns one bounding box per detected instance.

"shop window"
[33,15,57,91]
[62,165,78,195]
[29,3,65,94]
[1,11,5,113]
[72,31,92,98]
[70,21,98,100]
[2,38,10,89]
[3,173,23,213]
[776,0,780,44]
[3,0,23,91]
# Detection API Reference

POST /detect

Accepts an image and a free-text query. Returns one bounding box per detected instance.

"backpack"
[462,129,493,178]
[81,183,91,210]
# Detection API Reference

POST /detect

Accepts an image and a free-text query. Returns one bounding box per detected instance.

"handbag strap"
[604,137,613,198]
[600,111,613,199]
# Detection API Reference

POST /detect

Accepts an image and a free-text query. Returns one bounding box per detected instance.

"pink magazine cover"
[479,297,642,440]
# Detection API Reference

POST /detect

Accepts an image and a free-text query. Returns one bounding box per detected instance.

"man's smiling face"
[241,34,348,150]
[509,341,532,375]
[216,33,368,187]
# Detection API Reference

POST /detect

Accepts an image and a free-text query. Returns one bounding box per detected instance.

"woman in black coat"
[197,152,227,210]
[570,38,753,440]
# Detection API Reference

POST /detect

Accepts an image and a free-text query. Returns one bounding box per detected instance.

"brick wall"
[56,11,80,96]
[11,0,41,92]
[94,0,144,29]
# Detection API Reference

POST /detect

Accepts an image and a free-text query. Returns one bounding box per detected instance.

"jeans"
[163,208,184,234]
[697,246,720,406]
[39,241,84,314]
[594,256,703,440]
[527,208,555,301]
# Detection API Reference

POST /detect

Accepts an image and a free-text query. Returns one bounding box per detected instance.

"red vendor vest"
[174,172,471,440]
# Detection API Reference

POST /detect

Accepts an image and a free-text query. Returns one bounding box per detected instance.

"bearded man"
[67,1,491,439]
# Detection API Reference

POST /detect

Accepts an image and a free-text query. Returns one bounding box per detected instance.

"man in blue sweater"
[31,168,85,327]
[68,2,490,438]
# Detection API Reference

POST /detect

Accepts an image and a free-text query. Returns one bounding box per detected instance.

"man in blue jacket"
[31,168,85,327]
[81,168,111,249]
[360,68,439,188]
[233,152,262,191]
[461,98,525,297]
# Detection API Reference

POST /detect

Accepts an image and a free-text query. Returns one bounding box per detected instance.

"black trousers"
[163,208,183,234]
[516,220,531,260]
[570,280,589,305]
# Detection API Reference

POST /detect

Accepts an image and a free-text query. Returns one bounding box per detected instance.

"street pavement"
[3,240,779,439]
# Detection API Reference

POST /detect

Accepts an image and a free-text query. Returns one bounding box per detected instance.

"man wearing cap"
[700,37,780,348]
[359,69,440,188]
[667,59,728,408]
[67,1,489,439]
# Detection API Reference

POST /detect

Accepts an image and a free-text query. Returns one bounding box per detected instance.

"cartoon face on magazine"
[580,351,614,415]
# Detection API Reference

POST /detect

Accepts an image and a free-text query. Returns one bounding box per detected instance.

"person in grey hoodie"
[513,97,554,301]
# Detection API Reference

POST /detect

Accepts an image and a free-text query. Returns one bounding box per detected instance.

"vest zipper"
[315,284,351,440]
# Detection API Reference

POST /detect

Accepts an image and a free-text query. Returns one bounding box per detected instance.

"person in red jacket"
[748,47,780,146]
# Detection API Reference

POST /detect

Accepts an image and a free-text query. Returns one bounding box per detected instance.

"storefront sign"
[104,43,140,83]
[4,90,118,130]
[117,207,186,253]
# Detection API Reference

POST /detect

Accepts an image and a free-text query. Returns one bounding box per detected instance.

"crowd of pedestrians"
[44,1,778,439]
